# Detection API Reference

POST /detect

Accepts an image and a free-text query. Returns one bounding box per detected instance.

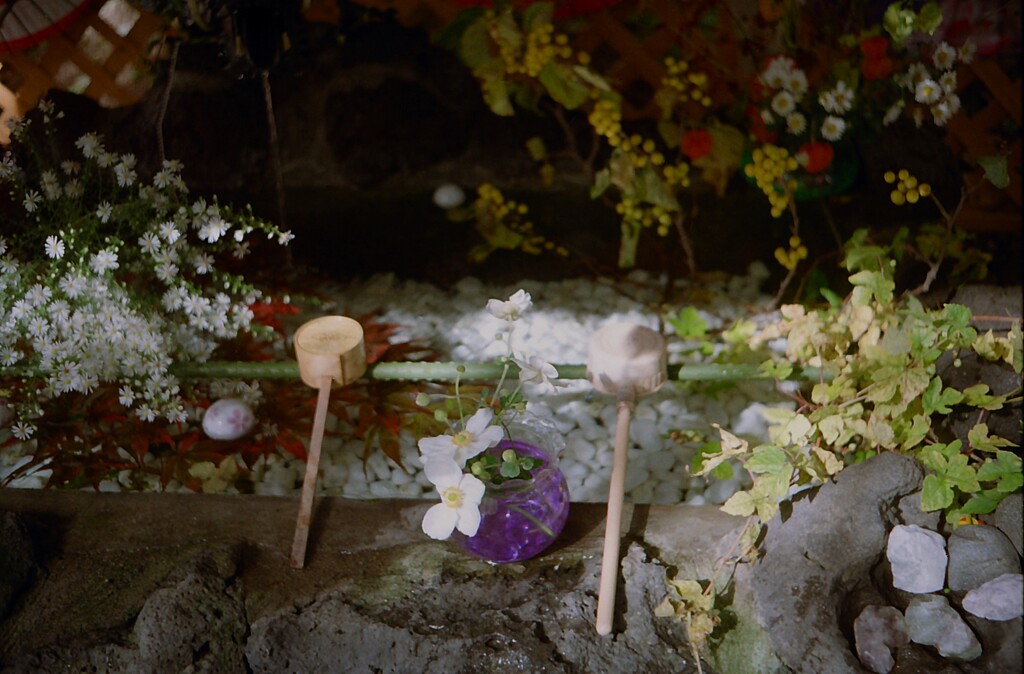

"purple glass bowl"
[453,438,570,564]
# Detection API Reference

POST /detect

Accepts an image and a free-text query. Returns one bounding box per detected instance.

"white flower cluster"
[886,40,973,127]
[0,101,293,438]
[759,55,849,143]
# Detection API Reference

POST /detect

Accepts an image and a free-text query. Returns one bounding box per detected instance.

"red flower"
[747,105,779,144]
[797,141,835,174]
[680,129,713,161]
[862,55,893,81]
[859,36,889,61]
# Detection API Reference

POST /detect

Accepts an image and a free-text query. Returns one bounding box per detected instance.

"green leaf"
[522,1,553,30]
[459,20,493,69]
[482,76,515,116]
[921,473,954,511]
[968,423,1017,452]
[573,65,611,92]
[849,270,894,305]
[820,287,843,308]
[958,490,1003,515]
[923,377,964,415]
[976,450,1024,492]
[539,62,588,109]
[721,490,756,517]
[962,384,1010,411]
[500,460,521,478]
[434,7,488,51]
[657,120,681,148]
[667,307,708,339]
[591,168,612,199]
[1010,321,1023,373]
[760,358,793,380]
[745,445,788,474]
[636,167,680,210]
[915,2,943,34]
[977,154,1010,189]
[943,453,982,493]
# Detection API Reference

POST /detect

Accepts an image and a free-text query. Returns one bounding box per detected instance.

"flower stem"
[507,504,555,538]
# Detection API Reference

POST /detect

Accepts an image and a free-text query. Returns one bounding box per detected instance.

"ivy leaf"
[1010,321,1023,374]
[745,445,788,474]
[962,384,1010,411]
[482,76,515,116]
[976,450,1024,493]
[849,270,894,305]
[760,358,793,380]
[591,168,612,199]
[812,446,844,476]
[977,154,1010,189]
[635,166,680,210]
[921,473,955,511]
[968,423,1017,452]
[667,307,708,339]
[915,2,943,34]
[695,424,749,476]
[958,489,1004,516]
[459,20,493,69]
[539,62,588,109]
[923,377,964,415]
[721,489,755,517]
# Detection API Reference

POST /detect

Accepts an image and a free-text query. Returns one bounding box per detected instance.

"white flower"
[114,164,137,187]
[118,386,135,407]
[45,235,65,259]
[277,230,295,245]
[915,79,942,104]
[193,252,214,274]
[155,261,179,282]
[421,459,485,540]
[96,201,112,223]
[158,222,181,244]
[40,170,61,200]
[785,112,807,135]
[75,133,103,159]
[139,232,161,255]
[761,56,795,89]
[59,273,87,298]
[905,63,929,88]
[958,40,976,64]
[821,115,846,141]
[932,42,957,71]
[23,190,42,213]
[515,354,560,388]
[63,180,82,198]
[770,90,796,117]
[486,289,532,321]
[939,71,957,94]
[90,249,119,274]
[418,407,504,465]
[0,236,7,255]
[820,81,854,114]
[784,69,808,99]
[198,217,229,243]
[60,160,80,175]
[883,101,905,126]
[11,421,35,441]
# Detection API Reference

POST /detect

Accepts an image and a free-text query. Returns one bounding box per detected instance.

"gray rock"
[0,512,35,621]
[947,524,1020,593]
[752,452,923,674]
[853,605,908,673]
[896,490,941,530]
[962,573,1024,621]
[905,594,982,661]
[887,525,947,594]
[987,493,1022,558]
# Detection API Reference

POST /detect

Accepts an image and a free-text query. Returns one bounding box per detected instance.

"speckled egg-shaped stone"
[202,398,256,440]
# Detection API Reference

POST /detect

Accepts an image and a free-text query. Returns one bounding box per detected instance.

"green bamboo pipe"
[163,360,827,383]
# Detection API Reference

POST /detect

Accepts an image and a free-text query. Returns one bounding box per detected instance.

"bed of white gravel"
[2,263,795,505]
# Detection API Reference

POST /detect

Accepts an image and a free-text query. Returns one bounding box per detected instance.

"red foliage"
[680,129,714,161]
[797,140,835,174]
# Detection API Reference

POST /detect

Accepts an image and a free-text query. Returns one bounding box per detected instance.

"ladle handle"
[290,375,333,569]
[596,397,634,635]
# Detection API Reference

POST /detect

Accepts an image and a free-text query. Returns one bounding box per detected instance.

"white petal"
[418,435,455,456]
[424,458,462,488]
[465,408,493,435]
[476,425,505,449]
[422,504,458,540]
[456,505,481,537]
[459,473,486,504]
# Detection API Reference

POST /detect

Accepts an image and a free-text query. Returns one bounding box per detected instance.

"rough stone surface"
[904,594,982,661]
[886,525,947,594]
[0,491,748,674]
[987,492,1023,558]
[946,524,1020,593]
[0,513,35,622]
[895,491,940,530]
[853,605,909,673]
[962,573,1024,621]
[751,452,924,674]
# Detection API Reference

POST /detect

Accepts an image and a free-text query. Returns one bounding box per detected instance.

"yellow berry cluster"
[774,235,809,271]
[661,57,713,107]
[616,134,666,167]
[884,169,932,205]
[489,12,572,78]
[588,97,623,144]
[475,183,568,256]
[662,162,692,190]
[616,196,675,237]
[744,145,799,218]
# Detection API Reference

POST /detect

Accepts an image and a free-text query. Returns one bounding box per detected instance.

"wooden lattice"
[0,0,164,143]
[945,59,1022,233]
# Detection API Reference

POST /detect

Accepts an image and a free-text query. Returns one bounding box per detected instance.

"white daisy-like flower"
[486,289,532,321]
[939,71,957,94]
[905,63,929,88]
[821,115,846,141]
[822,81,855,114]
[11,421,35,441]
[63,179,83,198]
[138,232,161,256]
[75,132,103,159]
[23,190,42,213]
[114,164,137,187]
[96,201,113,223]
[418,407,505,466]
[0,236,7,255]
[761,56,795,89]
[1,346,20,366]
[155,262,179,283]
[158,222,181,244]
[785,112,807,135]
[421,458,485,540]
[40,170,61,200]
[193,252,214,275]
[90,249,119,274]
[59,273,87,298]
[198,217,229,243]
[45,235,65,259]
[915,79,942,104]
[277,230,295,245]
[883,101,905,126]
[932,42,957,71]
[784,69,808,99]
[232,241,250,259]
[770,90,797,117]
[60,160,80,175]
[958,39,976,64]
